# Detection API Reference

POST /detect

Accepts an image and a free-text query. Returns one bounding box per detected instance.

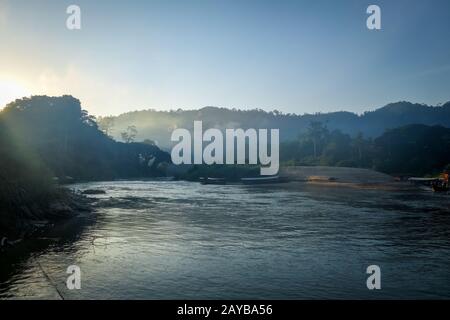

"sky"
[0,0,450,116]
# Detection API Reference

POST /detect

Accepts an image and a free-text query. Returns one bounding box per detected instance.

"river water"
[1,180,450,299]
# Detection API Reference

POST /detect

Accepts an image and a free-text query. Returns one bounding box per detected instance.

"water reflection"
[0,213,95,299]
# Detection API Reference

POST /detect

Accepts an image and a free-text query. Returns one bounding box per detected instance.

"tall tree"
[307,121,328,158]
[352,132,364,164]
[121,125,138,143]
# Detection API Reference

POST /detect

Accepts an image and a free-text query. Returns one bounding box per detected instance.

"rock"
[49,201,74,216]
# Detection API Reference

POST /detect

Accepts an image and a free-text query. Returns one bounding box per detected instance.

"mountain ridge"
[99,100,450,150]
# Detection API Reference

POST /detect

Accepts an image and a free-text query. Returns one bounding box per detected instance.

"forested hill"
[0,96,170,181]
[101,101,450,150]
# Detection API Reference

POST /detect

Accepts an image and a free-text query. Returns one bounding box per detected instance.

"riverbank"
[0,186,93,247]
[280,166,394,183]
[278,166,423,191]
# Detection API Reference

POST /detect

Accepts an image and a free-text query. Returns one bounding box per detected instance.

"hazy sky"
[1,0,450,115]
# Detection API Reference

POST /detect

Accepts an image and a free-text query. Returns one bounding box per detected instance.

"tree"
[373,124,450,175]
[121,125,138,143]
[98,116,115,137]
[352,132,365,164]
[307,121,328,158]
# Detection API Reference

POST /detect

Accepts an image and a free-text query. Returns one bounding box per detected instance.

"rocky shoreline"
[0,187,93,250]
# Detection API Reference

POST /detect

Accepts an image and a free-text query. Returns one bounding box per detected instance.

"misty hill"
[102,101,450,150]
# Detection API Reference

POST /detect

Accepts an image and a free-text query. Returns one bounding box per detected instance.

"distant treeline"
[177,123,450,180]
[99,101,450,150]
[281,122,450,177]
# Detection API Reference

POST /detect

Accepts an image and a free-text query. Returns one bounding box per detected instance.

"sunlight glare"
[0,79,31,108]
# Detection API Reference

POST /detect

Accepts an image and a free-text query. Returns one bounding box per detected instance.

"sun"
[0,79,31,108]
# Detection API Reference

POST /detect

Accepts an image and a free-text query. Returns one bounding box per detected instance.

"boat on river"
[431,184,449,192]
[408,177,439,186]
[199,177,227,185]
[408,177,449,193]
[199,175,288,185]
[241,175,287,185]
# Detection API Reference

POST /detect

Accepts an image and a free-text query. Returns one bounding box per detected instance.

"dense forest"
[0,95,170,237]
[179,123,450,181]
[280,122,450,177]
[1,96,170,181]
[99,101,450,150]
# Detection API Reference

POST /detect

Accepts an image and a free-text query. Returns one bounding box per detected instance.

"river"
[1,180,450,299]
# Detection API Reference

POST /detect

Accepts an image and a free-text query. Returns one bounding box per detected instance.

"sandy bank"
[280,166,395,184]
